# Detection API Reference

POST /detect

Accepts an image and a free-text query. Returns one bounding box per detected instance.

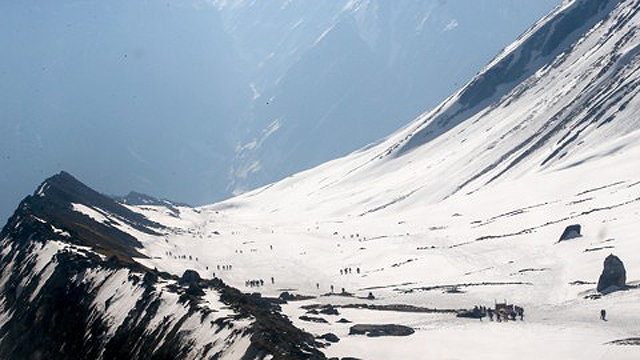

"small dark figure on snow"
[600,309,607,321]
[271,277,274,284]
[356,267,360,274]
[487,308,494,321]
[316,283,320,289]
[330,285,334,293]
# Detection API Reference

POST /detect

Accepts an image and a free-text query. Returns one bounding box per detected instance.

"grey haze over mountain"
[221,0,561,194]
[0,0,558,222]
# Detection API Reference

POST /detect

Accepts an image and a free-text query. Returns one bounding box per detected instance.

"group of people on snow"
[246,279,265,287]
[340,267,360,275]
[465,303,525,322]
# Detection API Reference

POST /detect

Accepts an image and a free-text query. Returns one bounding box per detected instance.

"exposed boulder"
[319,333,340,343]
[349,324,414,337]
[559,224,582,241]
[597,254,626,294]
[299,315,329,324]
[179,269,201,285]
[279,291,294,301]
[278,291,315,302]
[319,305,340,316]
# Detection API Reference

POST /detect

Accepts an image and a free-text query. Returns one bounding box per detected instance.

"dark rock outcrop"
[278,291,315,302]
[597,254,626,294]
[559,224,582,241]
[179,269,201,285]
[606,337,640,346]
[299,315,329,324]
[279,291,295,301]
[349,324,414,337]
[319,305,340,316]
[319,333,340,343]
[3,171,165,262]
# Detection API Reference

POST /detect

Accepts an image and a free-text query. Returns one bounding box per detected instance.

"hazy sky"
[0,0,559,223]
[1,0,250,220]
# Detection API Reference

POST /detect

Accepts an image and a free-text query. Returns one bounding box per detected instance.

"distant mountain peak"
[3,171,165,262]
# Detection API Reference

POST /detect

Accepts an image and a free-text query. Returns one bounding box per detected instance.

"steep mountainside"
[231,0,640,215]
[220,0,560,195]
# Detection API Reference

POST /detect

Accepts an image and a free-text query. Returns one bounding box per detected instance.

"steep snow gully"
[2,0,640,359]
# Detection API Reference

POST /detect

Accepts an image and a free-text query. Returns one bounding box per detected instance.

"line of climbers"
[340,267,361,275]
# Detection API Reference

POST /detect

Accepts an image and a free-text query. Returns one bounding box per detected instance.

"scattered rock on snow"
[597,254,626,294]
[606,337,640,346]
[299,315,329,324]
[319,306,340,316]
[279,292,315,302]
[558,224,582,241]
[349,324,414,337]
[319,333,340,343]
[279,292,295,301]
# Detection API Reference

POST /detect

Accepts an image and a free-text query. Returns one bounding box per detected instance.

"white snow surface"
[122,1,640,358]
[129,128,640,358]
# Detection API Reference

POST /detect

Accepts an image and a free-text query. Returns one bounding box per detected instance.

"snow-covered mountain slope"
[3,0,640,359]
[221,0,560,195]
[0,172,325,360]
[131,126,640,359]
[130,0,640,358]
[229,0,640,216]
